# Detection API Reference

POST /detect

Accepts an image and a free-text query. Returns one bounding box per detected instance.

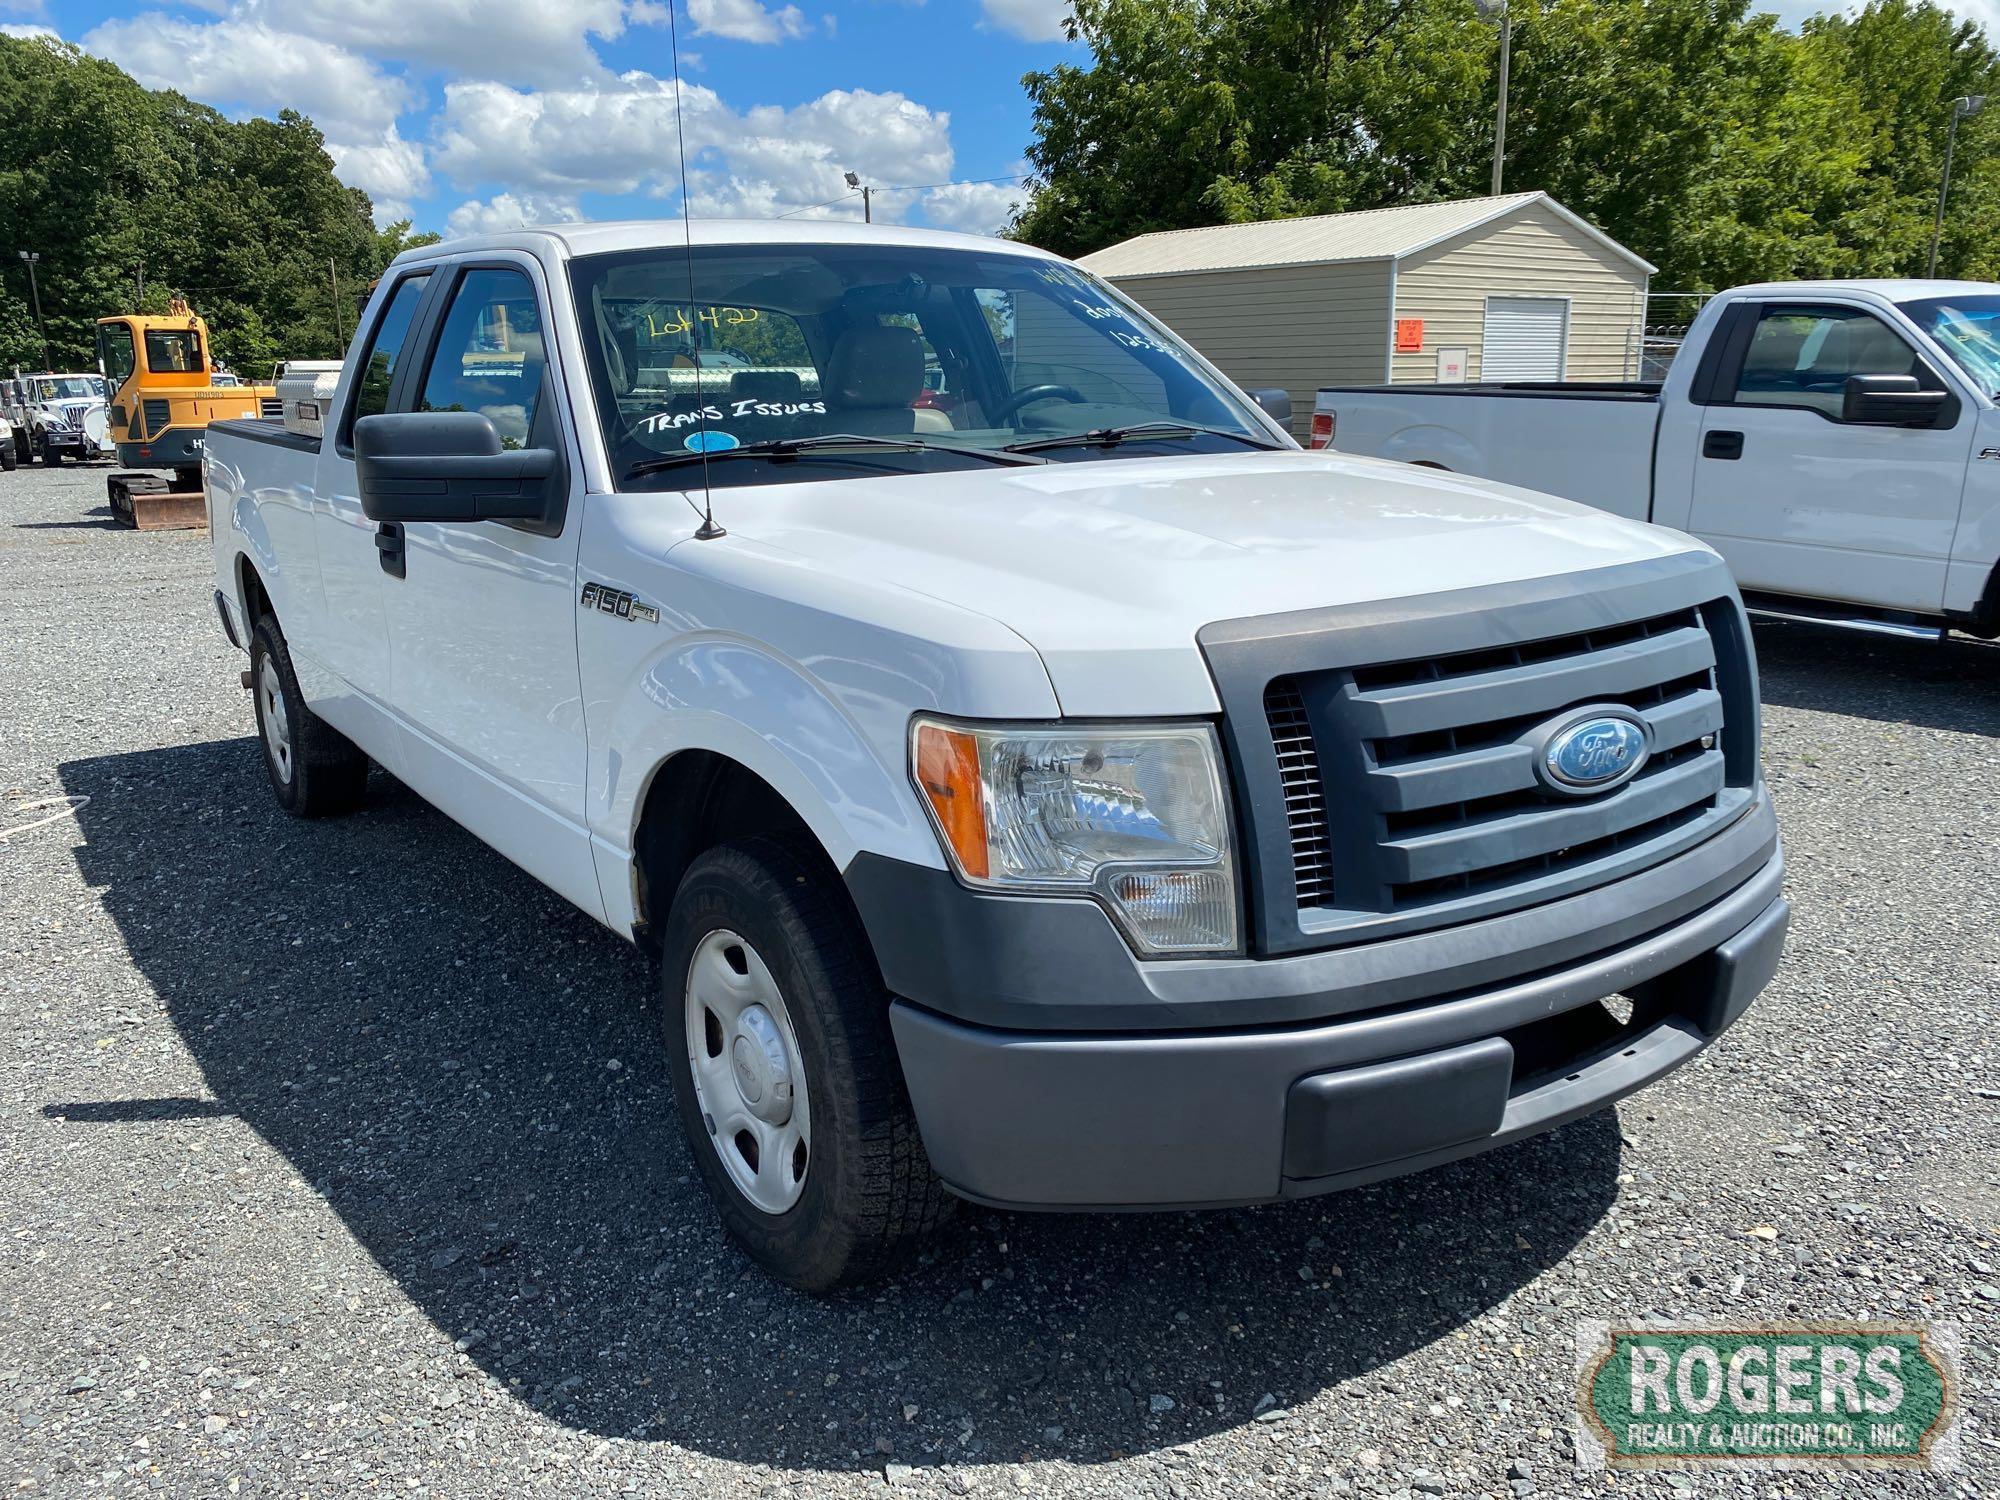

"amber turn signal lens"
[913,722,988,880]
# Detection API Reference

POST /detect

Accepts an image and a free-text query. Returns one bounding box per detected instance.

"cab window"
[144,329,202,374]
[1732,305,1936,419]
[418,268,545,448]
[98,324,136,391]
[347,273,430,432]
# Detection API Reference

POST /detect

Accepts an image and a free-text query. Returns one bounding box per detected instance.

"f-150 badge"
[580,582,659,624]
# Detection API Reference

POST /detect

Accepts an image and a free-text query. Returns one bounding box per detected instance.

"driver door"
[1687,301,1975,612]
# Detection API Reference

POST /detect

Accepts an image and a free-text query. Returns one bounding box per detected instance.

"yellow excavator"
[94,297,279,529]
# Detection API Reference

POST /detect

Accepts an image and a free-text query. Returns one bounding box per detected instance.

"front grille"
[141,397,171,436]
[1201,556,1759,954]
[259,396,283,418]
[1267,602,1736,928]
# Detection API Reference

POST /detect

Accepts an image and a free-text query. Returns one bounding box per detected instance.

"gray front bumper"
[882,844,1786,1211]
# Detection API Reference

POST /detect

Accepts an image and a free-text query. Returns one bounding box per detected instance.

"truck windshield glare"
[568,244,1275,490]
[1902,294,2000,398]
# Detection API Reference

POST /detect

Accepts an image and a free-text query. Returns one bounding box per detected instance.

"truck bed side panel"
[204,421,329,688]
[1316,386,1659,523]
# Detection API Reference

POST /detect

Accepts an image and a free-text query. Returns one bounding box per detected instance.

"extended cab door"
[310,269,434,728]
[1685,299,1975,612]
[375,257,601,918]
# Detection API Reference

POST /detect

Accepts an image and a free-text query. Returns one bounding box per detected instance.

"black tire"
[247,613,369,818]
[37,434,62,466]
[1,445,15,472]
[661,835,954,1291]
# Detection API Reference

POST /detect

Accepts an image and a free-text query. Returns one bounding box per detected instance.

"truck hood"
[725,449,1710,714]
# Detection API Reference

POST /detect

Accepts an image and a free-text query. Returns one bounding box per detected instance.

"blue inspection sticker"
[683,429,740,453]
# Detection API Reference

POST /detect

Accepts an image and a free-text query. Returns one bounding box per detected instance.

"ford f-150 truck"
[1315,281,2000,639]
[203,222,1788,1289]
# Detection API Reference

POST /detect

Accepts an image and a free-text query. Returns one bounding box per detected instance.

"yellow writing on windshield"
[644,306,763,338]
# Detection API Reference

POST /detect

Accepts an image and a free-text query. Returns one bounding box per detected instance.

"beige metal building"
[1077,192,1654,438]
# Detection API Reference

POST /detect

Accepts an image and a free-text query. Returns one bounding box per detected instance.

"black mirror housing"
[1248,388,1293,427]
[355,411,563,532]
[1841,374,1952,427]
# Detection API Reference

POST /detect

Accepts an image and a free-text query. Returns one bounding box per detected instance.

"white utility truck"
[1314,281,2000,640]
[3,370,111,466]
[203,222,1787,1289]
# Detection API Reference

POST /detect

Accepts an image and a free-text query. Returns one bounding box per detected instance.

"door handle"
[374,521,406,579]
[1703,430,1744,461]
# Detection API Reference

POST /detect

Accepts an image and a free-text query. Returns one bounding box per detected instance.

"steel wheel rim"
[683,928,811,1215]
[257,655,293,784]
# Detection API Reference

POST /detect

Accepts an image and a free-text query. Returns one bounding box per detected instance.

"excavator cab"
[95,297,279,529]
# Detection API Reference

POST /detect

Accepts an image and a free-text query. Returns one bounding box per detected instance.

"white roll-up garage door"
[1480,296,1569,382]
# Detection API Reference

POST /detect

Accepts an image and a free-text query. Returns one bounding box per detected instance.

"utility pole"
[329,258,344,347]
[17,250,50,370]
[1475,0,1511,197]
[844,170,872,223]
[1928,94,1985,278]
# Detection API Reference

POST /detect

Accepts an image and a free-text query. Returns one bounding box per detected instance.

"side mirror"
[1841,374,1951,427]
[1248,388,1293,427]
[354,411,562,532]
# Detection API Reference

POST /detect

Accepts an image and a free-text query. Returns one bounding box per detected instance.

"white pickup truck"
[1315,281,2000,638]
[203,221,1787,1289]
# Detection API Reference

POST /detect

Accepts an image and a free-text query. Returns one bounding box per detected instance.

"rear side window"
[349,274,430,428]
[144,328,201,373]
[99,324,136,391]
[418,268,546,448]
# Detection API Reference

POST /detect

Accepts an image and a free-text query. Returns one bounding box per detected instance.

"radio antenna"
[668,0,724,540]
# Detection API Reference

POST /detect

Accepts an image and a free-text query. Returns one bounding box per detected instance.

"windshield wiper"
[1003,421,1283,455]
[625,432,1046,480]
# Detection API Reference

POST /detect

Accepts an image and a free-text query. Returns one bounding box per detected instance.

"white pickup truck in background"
[202,221,1788,1288]
[1315,281,2000,639]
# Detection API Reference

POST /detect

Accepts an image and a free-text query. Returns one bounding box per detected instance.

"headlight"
[911,716,1238,955]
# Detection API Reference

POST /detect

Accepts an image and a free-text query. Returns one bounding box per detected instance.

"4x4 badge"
[580,582,659,624]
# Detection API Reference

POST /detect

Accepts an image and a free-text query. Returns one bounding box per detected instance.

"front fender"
[589,634,948,937]
[1376,423,1480,473]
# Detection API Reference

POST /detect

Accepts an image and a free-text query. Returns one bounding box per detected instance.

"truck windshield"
[1902,295,2000,398]
[34,376,102,400]
[569,243,1279,490]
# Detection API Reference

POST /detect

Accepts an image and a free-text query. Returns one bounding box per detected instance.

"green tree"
[0,34,421,374]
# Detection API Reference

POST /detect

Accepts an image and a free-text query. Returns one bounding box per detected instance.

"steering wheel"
[993,383,1087,424]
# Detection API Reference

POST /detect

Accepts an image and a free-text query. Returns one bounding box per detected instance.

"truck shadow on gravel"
[1751,618,2000,736]
[58,738,1621,1473]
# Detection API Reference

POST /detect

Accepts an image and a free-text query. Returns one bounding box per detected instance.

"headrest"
[730,369,804,403]
[824,324,923,409]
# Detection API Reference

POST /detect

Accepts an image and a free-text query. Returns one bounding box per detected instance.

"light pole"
[17,250,50,370]
[1474,0,1511,197]
[844,169,872,224]
[1928,94,1985,278]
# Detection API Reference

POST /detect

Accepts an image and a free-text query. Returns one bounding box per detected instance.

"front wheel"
[37,434,62,466]
[661,836,954,1290]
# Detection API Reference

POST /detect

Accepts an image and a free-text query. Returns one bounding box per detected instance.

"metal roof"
[1077,192,1657,279]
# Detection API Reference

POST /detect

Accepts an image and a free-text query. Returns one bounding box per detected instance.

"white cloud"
[979,0,1070,42]
[626,0,671,22]
[0,21,55,37]
[688,0,810,44]
[434,74,955,226]
[83,15,412,139]
[445,192,585,236]
[329,126,432,224]
[921,178,1026,236]
[248,0,627,88]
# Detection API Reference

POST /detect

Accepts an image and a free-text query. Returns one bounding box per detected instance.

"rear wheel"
[248,614,369,817]
[661,835,953,1290]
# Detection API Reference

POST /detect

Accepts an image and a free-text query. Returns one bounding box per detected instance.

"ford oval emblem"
[1537,710,1650,794]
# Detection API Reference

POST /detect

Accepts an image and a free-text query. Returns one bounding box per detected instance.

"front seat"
[822,324,934,435]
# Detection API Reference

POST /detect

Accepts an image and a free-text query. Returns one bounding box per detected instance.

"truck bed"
[1312,382,1661,523]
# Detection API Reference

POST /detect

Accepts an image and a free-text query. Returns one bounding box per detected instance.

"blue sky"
[7,0,1992,241]
[3,0,1076,236]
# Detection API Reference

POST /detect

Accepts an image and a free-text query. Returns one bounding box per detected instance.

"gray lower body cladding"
[885,850,1785,1209]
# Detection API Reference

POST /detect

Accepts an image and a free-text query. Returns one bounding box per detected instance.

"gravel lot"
[2,459,1996,1499]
